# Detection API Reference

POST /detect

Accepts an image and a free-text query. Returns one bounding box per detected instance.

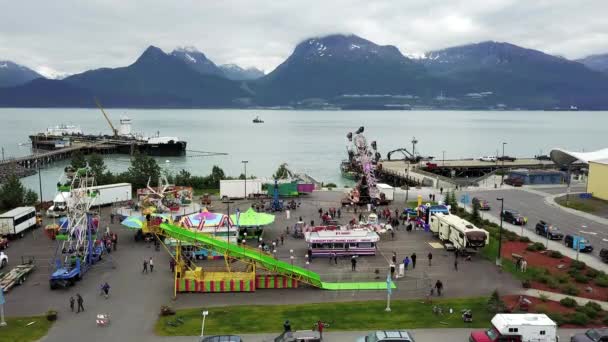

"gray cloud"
[1,0,606,77]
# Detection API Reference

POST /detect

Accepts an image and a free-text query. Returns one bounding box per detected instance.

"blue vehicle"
[565,234,594,253]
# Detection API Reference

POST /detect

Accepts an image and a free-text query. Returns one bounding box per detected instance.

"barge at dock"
[29,104,187,157]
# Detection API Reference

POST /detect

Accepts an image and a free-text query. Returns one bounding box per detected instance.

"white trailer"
[470,314,558,342]
[430,213,489,253]
[376,183,394,202]
[0,207,37,238]
[220,179,262,199]
[47,183,132,217]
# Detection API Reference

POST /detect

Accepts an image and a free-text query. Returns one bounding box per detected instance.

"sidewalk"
[520,289,608,310]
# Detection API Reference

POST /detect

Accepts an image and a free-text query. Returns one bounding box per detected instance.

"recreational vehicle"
[430,213,489,254]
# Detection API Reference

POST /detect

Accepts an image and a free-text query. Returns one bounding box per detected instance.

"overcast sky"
[1,0,607,78]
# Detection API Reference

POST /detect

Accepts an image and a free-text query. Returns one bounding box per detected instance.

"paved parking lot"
[2,190,518,342]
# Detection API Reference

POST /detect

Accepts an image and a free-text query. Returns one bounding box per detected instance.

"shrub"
[548,250,563,258]
[595,276,608,288]
[519,236,531,243]
[507,234,517,241]
[526,242,546,252]
[603,316,608,325]
[487,290,508,314]
[560,297,578,308]
[537,275,550,284]
[573,273,590,284]
[325,183,337,189]
[587,268,601,279]
[571,260,587,271]
[576,305,599,319]
[46,309,58,321]
[566,312,590,326]
[539,293,550,302]
[522,280,531,288]
[548,312,566,326]
[584,301,603,312]
[563,284,580,296]
[555,274,570,284]
[547,278,559,289]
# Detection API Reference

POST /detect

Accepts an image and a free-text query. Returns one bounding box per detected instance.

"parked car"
[357,330,415,342]
[535,154,551,161]
[479,156,497,162]
[497,156,517,162]
[501,209,527,225]
[200,335,242,342]
[274,330,321,342]
[472,197,490,211]
[600,248,608,263]
[0,251,7,269]
[504,177,524,187]
[565,235,594,253]
[534,221,564,240]
[571,328,608,342]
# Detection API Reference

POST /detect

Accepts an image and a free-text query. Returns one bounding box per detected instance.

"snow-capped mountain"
[170,46,224,77]
[0,60,43,87]
[219,64,264,80]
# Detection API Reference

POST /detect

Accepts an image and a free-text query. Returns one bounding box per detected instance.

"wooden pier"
[0,142,116,181]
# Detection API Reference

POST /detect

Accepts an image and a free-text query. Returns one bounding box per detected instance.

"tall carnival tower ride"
[345,126,382,205]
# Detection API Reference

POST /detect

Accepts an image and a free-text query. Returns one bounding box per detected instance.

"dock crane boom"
[94,98,118,137]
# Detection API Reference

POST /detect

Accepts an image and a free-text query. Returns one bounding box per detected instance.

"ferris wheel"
[50,166,103,289]
[348,126,380,203]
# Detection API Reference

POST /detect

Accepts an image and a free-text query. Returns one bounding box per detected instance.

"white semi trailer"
[47,183,132,217]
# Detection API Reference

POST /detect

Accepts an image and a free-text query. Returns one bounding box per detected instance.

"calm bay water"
[0,108,605,199]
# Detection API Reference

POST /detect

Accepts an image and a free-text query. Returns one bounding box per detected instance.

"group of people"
[142,257,154,273]
[69,293,85,313]
[319,207,341,223]
[389,252,435,278]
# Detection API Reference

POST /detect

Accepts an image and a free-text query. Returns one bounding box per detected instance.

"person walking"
[428,252,433,266]
[390,229,395,240]
[435,280,444,296]
[69,296,75,312]
[454,256,458,271]
[318,208,323,218]
[440,187,443,195]
[330,252,336,264]
[392,252,397,265]
[280,234,284,245]
[76,293,84,313]
[390,263,396,278]
[149,257,154,272]
[403,256,410,270]
[102,282,110,299]
[411,253,417,269]
[142,258,148,274]
[337,208,341,218]
[334,253,338,265]
[351,255,357,271]
[112,233,118,251]
[283,320,292,333]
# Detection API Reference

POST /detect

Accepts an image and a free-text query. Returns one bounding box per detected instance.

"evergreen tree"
[71,150,86,169]
[273,163,290,179]
[87,153,109,185]
[471,197,481,224]
[127,152,160,189]
[0,173,27,209]
[210,165,225,187]
[23,190,39,206]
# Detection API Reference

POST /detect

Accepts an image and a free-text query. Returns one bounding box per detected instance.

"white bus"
[305,228,380,257]
[430,213,489,253]
[0,207,37,238]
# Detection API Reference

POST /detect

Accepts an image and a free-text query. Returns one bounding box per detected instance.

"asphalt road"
[465,186,608,259]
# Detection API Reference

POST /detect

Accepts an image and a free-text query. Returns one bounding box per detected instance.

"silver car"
[357,330,415,342]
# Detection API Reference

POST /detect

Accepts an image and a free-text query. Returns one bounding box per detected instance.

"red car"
[473,197,490,211]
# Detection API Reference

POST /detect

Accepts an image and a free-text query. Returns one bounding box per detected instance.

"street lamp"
[442,151,446,167]
[496,198,505,266]
[242,160,248,199]
[200,310,209,338]
[500,142,507,185]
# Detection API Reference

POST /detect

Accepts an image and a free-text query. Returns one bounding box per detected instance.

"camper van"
[0,207,37,238]
[470,314,558,342]
[430,213,489,254]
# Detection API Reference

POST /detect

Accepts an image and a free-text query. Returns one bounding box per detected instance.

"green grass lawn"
[0,316,53,342]
[555,196,598,213]
[156,297,492,336]
[193,188,219,196]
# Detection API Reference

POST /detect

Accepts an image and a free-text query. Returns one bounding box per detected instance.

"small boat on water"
[253,116,264,123]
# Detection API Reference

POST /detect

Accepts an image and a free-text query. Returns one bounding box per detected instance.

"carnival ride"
[50,167,107,289]
[343,126,382,205]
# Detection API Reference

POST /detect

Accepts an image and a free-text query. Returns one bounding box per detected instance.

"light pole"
[496,197,504,266]
[500,142,507,185]
[442,151,446,167]
[37,159,43,204]
[242,160,248,199]
[200,310,209,338]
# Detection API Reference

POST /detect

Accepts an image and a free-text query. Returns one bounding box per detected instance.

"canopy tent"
[180,211,233,228]
[230,208,275,227]
[550,148,608,166]
[121,216,145,229]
